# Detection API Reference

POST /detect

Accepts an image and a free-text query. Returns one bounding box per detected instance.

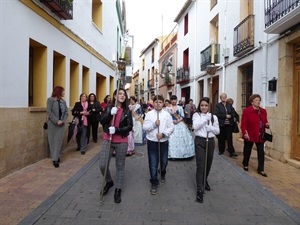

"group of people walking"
[46,86,270,204]
[46,87,111,167]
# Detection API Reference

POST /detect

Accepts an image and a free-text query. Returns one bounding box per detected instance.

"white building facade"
[0,0,127,177]
[141,0,300,167]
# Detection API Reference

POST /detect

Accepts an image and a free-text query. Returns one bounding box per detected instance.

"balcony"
[264,0,300,34]
[200,44,220,71]
[233,15,254,57]
[176,67,190,84]
[164,74,173,86]
[139,84,144,94]
[147,80,154,89]
[40,0,73,20]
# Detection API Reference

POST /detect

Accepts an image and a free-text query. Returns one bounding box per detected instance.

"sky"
[124,0,186,69]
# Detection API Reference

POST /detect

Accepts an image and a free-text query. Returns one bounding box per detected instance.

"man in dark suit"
[214,93,238,157]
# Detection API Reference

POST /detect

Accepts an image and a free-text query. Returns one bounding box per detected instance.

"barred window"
[241,65,253,109]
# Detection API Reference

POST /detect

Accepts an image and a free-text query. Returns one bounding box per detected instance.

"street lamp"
[154,61,175,97]
[206,43,219,111]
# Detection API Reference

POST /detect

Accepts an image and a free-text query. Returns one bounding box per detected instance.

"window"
[210,0,217,10]
[53,51,66,89]
[82,66,90,94]
[92,0,103,31]
[199,80,204,100]
[142,58,145,71]
[151,47,155,63]
[183,48,189,69]
[184,14,188,35]
[70,59,80,106]
[29,39,47,107]
[241,65,253,109]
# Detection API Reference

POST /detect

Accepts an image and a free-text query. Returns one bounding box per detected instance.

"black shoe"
[101,180,114,196]
[114,188,122,203]
[93,139,97,143]
[160,175,166,184]
[76,147,80,151]
[243,166,249,171]
[230,153,238,158]
[57,158,60,163]
[150,185,157,195]
[53,161,59,168]
[81,151,85,155]
[205,181,211,191]
[196,190,204,203]
[258,171,268,177]
[218,152,223,155]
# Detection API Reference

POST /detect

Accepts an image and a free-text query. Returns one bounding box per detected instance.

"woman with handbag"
[72,93,92,155]
[241,94,270,177]
[46,86,68,168]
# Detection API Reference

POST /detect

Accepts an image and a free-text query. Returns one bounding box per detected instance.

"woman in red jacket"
[241,94,270,177]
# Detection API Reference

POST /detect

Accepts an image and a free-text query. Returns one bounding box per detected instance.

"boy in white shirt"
[143,95,175,195]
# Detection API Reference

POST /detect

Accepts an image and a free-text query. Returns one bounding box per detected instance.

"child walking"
[99,88,133,203]
[143,95,175,195]
[192,97,220,203]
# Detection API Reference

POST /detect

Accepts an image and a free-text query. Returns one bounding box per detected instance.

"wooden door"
[211,76,219,112]
[292,43,300,160]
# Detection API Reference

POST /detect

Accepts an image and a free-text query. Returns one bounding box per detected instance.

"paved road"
[19,144,300,225]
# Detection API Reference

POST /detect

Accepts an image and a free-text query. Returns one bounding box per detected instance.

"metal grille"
[199,80,204,101]
[265,0,300,28]
[241,65,253,109]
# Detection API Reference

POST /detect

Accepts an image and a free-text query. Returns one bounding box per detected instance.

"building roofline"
[140,38,159,56]
[174,0,193,22]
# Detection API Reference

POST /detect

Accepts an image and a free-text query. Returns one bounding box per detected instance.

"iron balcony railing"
[40,0,73,19]
[265,0,300,31]
[200,44,220,71]
[176,66,190,84]
[233,15,255,57]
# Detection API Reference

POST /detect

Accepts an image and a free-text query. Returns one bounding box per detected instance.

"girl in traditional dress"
[129,96,144,146]
[166,95,195,159]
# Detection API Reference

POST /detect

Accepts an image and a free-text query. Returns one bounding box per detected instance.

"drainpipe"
[261,33,268,107]
[221,62,225,92]
[193,0,198,102]
[221,0,228,93]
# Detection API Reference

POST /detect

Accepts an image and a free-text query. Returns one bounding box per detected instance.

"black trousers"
[87,121,99,142]
[217,125,235,154]
[242,141,265,172]
[195,136,214,191]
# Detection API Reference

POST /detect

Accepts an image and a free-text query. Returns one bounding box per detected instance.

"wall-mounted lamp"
[155,61,174,79]
[268,77,277,92]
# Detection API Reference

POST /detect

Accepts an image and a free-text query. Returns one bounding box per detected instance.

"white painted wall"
[139,40,160,101]
[0,0,121,107]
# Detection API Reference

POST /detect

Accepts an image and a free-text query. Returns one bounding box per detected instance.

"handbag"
[262,128,273,142]
[43,122,48,130]
[232,121,239,133]
[77,122,83,134]
[43,113,49,130]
